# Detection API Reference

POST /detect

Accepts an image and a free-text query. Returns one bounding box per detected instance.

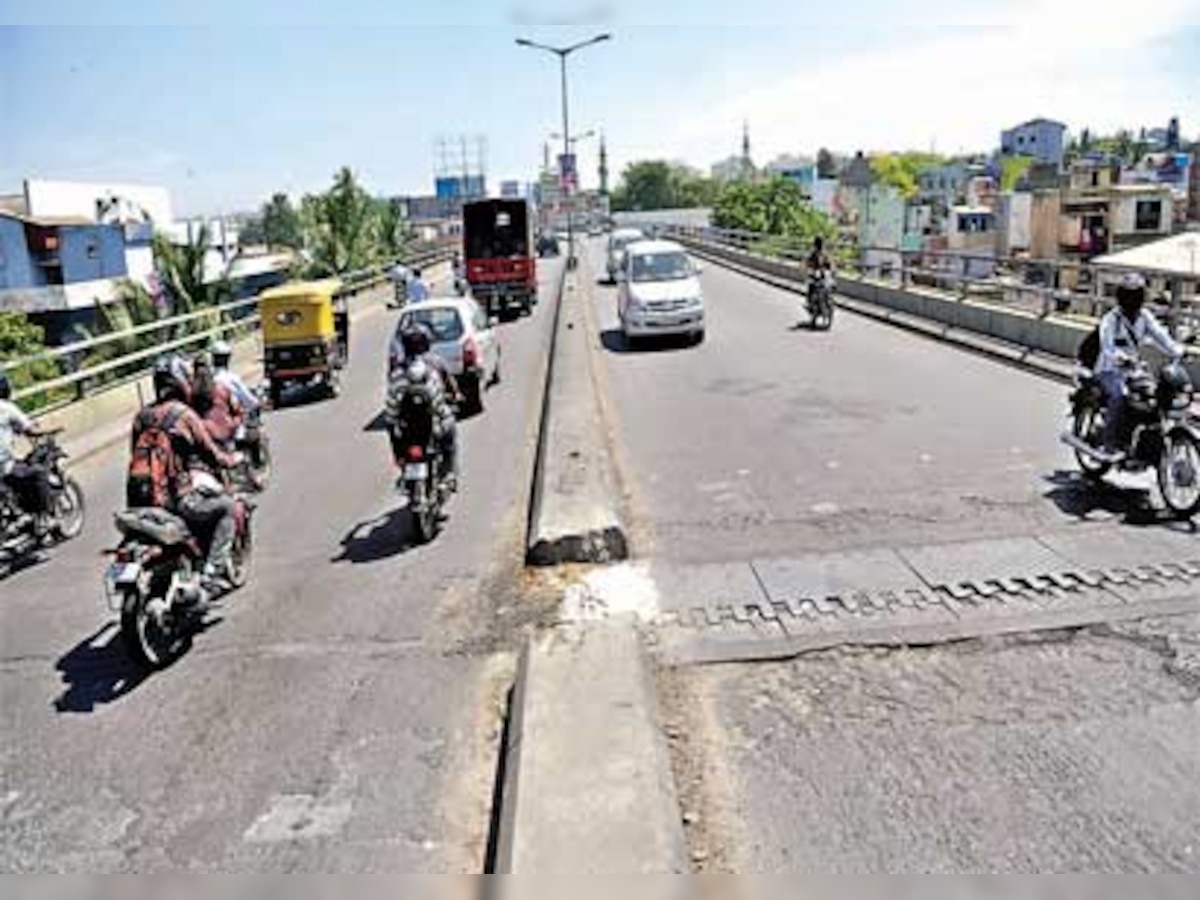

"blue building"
[0,211,130,343]
[1000,118,1067,169]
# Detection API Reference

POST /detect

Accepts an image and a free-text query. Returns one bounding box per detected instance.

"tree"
[868,151,946,199]
[238,217,266,248]
[0,312,62,406]
[816,148,837,179]
[152,224,233,316]
[712,176,836,243]
[261,192,303,249]
[374,197,411,260]
[611,160,720,211]
[300,167,382,276]
[1000,156,1034,191]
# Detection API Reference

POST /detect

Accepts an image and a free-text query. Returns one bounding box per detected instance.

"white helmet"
[210,339,233,362]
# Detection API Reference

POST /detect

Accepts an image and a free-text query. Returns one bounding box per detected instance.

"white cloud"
[664,0,1199,164]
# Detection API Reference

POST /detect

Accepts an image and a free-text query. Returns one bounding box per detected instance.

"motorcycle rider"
[191,352,244,449]
[386,324,461,491]
[1095,272,1183,461]
[406,268,429,304]
[807,235,833,276]
[0,371,51,533]
[209,340,259,414]
[130,355,240,603]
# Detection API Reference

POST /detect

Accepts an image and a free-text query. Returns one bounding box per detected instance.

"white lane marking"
[826,460,841,470]
[243,795,353,843]
[919,453,934,464]
[698,481,734,493]
[711,492,739,504]
[811,502,840,515]
[737,469,751,477]
[560,562,661,623]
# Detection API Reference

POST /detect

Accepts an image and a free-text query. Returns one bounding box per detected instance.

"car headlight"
[628,298,646,314]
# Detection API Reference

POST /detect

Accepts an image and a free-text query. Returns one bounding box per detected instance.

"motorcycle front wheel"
[51,477,86,540]
[1073,406,1111,480]
[1158,431,1200,519]
[121,587,189,671]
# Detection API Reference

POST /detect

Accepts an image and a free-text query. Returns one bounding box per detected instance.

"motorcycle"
[807,270,835,331]
[0,430,85,572]
[104,488,255,670]
[231,406,272,492]
[1061,358,1200,519]
[391,359,453,543]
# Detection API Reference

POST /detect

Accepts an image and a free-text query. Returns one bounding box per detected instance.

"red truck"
[463,199,537,319]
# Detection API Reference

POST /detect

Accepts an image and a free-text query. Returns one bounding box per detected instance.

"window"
[400,307,464,343]
[630,251,693,282]
[1135,200,1163,231]
[1091,172,1100,187]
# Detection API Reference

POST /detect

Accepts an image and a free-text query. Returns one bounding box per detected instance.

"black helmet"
[0,370,11,401]
[152,353,192,401]
[1116,272,1146,315]
[1161,360,1193,394]
[400,323,432,358]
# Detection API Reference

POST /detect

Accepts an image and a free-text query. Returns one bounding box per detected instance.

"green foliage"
[869,151,947,199]
[1000,155,1034,191]
[261,192,303,249]
[300,167,385,277]
[0,313,63,409]
[712,177,837,245]
[153,224,233,317]
[374,196,412,260]
[611,160,720,212]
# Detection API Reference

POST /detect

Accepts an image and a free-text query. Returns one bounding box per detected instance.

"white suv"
[617,240,705,347]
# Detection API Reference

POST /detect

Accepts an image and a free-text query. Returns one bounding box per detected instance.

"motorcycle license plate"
[404,463,429,481]
[104,562,141,609]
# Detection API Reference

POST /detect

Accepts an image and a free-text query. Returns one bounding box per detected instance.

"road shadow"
[53,623,147,713]
[332,505,422,564]
[1042,469,1194,529]
[363,409,391,433]
[600,328,696,355]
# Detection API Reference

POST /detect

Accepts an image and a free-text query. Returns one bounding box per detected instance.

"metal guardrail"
[3,244,453,408]
[665,225,1200,334]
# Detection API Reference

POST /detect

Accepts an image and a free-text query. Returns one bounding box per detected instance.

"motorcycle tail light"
[406,446,425,462]
[463,337,480,369]
[116,547,136,563]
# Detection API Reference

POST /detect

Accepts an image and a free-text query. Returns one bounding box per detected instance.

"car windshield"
[630,251,693,283]
[400,307,464,343]
[613,234,643,251]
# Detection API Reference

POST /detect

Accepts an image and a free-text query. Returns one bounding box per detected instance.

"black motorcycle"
[0,430,85,572]
[391,359,453,543]
[1063,359,1200,519]
[807,271,835,330]
[104,493,255,670]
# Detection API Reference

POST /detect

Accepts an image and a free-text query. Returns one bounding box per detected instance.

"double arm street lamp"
[516,33,612,268]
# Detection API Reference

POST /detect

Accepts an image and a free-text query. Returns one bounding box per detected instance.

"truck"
[462,198,537,319]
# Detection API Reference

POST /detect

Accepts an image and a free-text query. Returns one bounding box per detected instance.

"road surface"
[585,238,1200,873]
[0,264,560,872]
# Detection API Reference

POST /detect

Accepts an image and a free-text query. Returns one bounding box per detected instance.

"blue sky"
[2,0,1197,216]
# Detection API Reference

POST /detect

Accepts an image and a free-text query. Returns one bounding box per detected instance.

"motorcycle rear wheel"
[121,588,188,671]
[1159,432,1200,520]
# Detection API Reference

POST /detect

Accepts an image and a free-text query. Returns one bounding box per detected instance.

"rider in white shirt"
[1095,273,1183,459]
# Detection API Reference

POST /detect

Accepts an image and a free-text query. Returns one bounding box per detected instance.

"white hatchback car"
[390,297,501,414]
[606,227,646,283]
[617,240,705,346]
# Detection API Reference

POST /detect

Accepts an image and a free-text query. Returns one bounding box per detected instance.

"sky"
[2,0,1198,216]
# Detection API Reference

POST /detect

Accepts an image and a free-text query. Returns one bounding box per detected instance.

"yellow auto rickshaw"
[258,279,350,407]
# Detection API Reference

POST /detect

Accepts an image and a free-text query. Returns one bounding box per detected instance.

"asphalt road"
[586,238,1187,565]
[0,263,560,872]
[586,238,1200,873]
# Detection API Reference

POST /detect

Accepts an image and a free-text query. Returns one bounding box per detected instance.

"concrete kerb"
[526,258,629,565]
[492,616,689,874]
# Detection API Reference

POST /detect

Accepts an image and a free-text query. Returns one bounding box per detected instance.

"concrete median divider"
[492,616,688,874]
[526,258,628,565]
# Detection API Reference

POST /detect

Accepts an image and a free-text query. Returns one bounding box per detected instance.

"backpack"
[126,404,186,509]
[1077,326,1101,369]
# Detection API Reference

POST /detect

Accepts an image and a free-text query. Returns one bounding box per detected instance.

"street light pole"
[516,33,612,269]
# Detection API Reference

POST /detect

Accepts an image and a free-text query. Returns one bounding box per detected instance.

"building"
[161,217,242,284]
[1190,143,1200,221]
[1000,118,1068,169]
[764,155,815,194]
[996,192,1033,256]
[0,211,129,341]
